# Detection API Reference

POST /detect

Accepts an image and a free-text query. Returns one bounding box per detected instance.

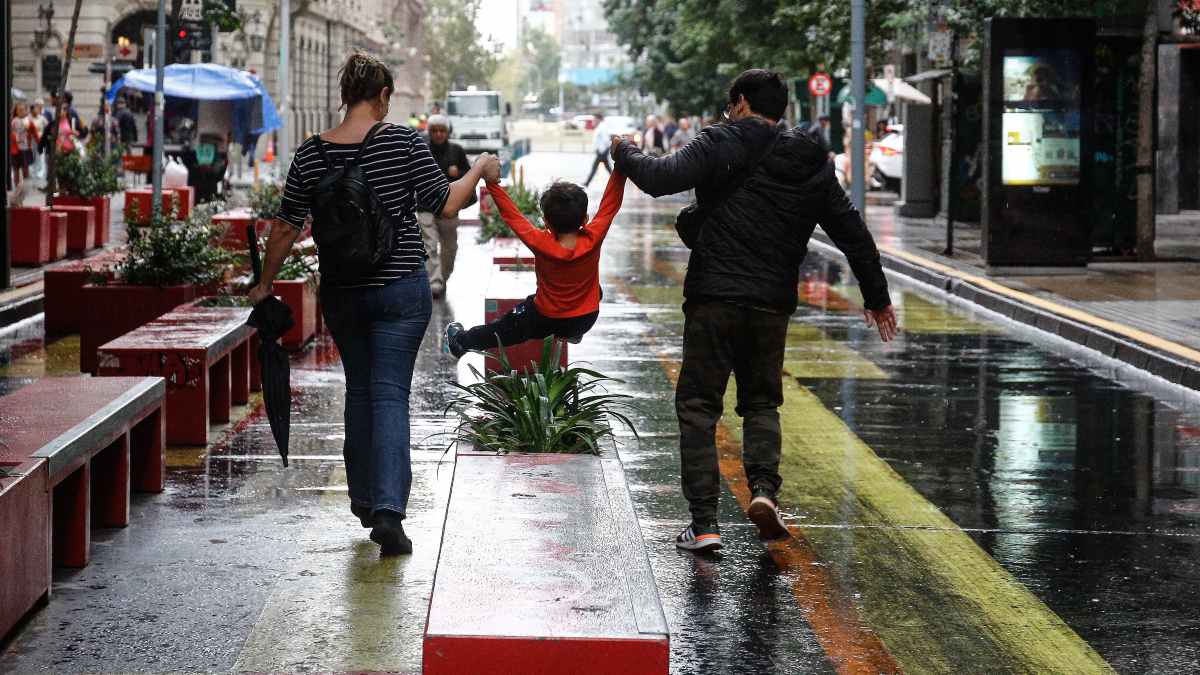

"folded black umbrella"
[245,225,295,466]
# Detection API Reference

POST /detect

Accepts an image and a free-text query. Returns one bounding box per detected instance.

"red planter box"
[47,212,68,261]
[53,195,112,247]
[483,266,568,373]
[491,237,535,266]
[10,207,51,266]
[43,249,126,336]
[0,458,50,641]
[79,283,198,373]
[123,188,180,225]
[50,205,97,254]
[169,186,194,221]
[274,278,318,349]
[213,209,271,251]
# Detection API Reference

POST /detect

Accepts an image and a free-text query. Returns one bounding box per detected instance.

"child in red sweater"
[444,169,626,358]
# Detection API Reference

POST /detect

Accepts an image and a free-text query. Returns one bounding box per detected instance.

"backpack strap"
[312,132,332,167]
[354,122,388,164]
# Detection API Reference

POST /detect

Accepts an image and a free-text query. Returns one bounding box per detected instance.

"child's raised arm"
[486,182,556,256]
[586,170,626,240]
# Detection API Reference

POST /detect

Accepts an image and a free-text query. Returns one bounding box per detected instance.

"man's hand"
[863,305,898,342]
[475,153,501,183]
[610,135,623,157]
[447,165,460,178]
[247,282,273,306]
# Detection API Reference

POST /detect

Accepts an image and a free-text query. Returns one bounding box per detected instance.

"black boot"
[369,510,413,555]
[350,503,373,529]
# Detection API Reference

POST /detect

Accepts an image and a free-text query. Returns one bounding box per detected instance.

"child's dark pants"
[459,295,598,350]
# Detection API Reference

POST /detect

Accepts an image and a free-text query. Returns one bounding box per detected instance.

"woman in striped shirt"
[249,52,496,556]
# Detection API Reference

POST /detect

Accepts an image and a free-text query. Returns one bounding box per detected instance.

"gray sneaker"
[675,522,722,553]
[747,488,789,541]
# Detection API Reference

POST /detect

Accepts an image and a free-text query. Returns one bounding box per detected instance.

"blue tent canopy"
[107,63,282,134]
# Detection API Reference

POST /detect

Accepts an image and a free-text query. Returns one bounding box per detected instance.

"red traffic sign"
[808,72,832,97]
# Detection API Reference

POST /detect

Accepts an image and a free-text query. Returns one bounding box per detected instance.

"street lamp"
[31,2,55,51]
[244,11,265,52]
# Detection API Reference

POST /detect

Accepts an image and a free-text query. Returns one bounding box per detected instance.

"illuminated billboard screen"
[1001,50,1082,186]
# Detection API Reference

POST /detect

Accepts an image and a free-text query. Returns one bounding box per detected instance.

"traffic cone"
[264,138,276,164]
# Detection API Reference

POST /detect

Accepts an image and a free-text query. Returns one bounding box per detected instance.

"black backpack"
[309,122,395,285]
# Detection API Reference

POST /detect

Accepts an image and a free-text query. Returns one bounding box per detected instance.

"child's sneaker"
[444,322,466,359]
[675,522,722,553]
[747,487,789,541]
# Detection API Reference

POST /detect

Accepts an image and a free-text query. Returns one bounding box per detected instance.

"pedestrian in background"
[29,100,47,181]
[612,69,897,554]
[420,113,473,298]
[583,111,612,186]
[641,114,666,156]
[669,116,695,152]
[248,52,495,556]
[10,103,32,188]
[115,98,138,146]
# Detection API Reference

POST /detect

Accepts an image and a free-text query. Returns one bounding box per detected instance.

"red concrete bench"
[97,303,259,445]
[50,205,97,254]
[0,376,166,638]
[423,451,669,673]
[79,283,200,374]
[47,212,68,261]
[484,265,568,372]
[43,248,128,336]
[10,206,51,266]
[490,237,536,266]
[53,195,112,247]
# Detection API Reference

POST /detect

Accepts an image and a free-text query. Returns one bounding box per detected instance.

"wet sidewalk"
[835,206,1200,393]
[3,152,1200,673]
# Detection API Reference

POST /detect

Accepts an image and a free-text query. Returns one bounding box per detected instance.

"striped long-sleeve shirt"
[276,124,451,287]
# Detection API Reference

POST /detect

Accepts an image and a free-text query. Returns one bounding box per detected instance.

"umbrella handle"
[247,224,262,285]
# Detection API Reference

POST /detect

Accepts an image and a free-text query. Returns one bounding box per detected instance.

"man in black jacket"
[612,69,898,554]
[420,114,473,298]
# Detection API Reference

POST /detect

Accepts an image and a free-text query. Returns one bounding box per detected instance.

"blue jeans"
[320,271,432,517]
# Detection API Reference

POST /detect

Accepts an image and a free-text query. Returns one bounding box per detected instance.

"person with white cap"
[419,113,472,297]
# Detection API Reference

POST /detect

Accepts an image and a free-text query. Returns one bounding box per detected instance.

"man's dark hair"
[63,91,74,104]
[728,69,787,121]
[539,181,589,235]
[818,115,830,123]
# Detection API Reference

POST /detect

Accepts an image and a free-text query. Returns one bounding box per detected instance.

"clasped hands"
[474,153,502,184]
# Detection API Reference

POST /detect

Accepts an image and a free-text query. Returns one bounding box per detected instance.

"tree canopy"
[424,0,498,100]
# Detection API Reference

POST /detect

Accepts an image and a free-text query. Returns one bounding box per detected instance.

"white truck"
[446,89,508,154]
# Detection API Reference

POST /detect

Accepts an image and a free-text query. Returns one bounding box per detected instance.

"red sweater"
[487,171,625,319]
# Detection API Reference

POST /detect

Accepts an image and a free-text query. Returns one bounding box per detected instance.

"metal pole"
[279,0,290,174]
[943,35,959,256]
[104,56,113,157]
[2,0,12,289]
[850,0,866,213]
[152,0,166,218]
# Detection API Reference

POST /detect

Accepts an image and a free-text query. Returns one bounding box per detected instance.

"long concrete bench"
[0,376,166,639]
[97,303,258,445]
[424,451,669,673]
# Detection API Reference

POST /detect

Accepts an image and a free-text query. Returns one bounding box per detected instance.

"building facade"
[9,0,428,159]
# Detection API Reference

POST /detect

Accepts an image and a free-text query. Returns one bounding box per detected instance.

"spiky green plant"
[447,337,638,455]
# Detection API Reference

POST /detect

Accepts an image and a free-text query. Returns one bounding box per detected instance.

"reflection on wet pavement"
[3,151,1200,672]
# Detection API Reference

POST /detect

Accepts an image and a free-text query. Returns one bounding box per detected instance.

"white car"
[869,124,903,191]
[604,115,638,142]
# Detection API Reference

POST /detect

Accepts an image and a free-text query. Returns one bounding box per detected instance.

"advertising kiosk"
[981,18,1095,269]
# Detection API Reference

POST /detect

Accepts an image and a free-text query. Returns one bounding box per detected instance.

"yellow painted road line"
[786,324,888,380]
[657,358,901,675]
[736,377,1112,674]
[878,243,1200,366]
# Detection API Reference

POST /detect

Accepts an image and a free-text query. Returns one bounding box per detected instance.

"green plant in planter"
[477,176,543,243]
[54,140,123,198]
[447,338,638,455]
[115,204,233,287]
[247,181,283,220]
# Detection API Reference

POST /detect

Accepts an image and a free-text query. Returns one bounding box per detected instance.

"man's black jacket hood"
[613,117,891,314]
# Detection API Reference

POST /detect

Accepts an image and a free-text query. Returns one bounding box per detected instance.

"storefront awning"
[872,78,933,105]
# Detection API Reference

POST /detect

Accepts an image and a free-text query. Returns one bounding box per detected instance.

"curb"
[0,292,44,331]
[810,233,1200,394]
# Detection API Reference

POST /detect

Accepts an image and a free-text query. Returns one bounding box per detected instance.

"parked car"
[870,124,903,192]
[605,115,638,142]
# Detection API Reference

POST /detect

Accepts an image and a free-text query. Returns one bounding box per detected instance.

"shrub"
[248,181,283,220]
[115,203,233,287]
[478,176,542,243]
[447,338,638,455]
[54,141,122,198]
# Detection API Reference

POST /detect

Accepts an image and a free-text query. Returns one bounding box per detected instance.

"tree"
[423,0,498,100]
[523,27,561,98]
